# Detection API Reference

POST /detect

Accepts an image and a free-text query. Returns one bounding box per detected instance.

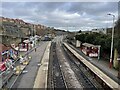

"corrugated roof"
[82,43,97,48]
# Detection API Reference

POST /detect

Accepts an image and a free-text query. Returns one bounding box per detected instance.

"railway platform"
[64,42,120,89]
[33,41,51,88]
[91,58,118,78]
[68,43,119,82]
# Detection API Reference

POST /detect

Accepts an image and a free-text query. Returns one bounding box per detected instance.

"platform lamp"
[107,13,115,68]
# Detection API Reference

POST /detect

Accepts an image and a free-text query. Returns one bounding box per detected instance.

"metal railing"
[0,66,13,88]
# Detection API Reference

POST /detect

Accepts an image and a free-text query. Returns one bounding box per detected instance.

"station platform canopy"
[82,43,99,48]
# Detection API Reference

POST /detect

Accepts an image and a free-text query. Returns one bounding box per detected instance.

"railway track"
[47,42,67,89]
[62,44,101,89]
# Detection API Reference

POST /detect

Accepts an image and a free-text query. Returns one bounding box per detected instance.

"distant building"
[92,28,106,34]
[0,17,50,46]
[14,19,26,25]
[0,17,9,22]
[91,28,112,35]
[0,17,15,23]
[0,17,26,25]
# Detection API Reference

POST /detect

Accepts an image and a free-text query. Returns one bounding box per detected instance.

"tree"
[75,33,111,59]
[115,17,120,36]
[78,30,82,33]
[84,33,95,44]
[75,34,86,43]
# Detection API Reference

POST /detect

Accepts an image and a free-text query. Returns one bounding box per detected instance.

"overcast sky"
[1,1,119,31]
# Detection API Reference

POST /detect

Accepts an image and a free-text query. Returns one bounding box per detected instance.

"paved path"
[92,58,118,77]
[13,42,49,88]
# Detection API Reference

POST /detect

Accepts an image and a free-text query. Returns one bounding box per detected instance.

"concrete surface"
[12,42,49,88]
[33,41,51,88]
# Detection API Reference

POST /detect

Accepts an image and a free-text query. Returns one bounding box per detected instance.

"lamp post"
[107,13,115,68]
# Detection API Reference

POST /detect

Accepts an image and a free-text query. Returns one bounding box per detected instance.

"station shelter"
[81,43,99,58]
[19,39,31,52]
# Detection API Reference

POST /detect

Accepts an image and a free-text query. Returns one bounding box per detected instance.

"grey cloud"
[67,2,118,16]
[1,2,118,31]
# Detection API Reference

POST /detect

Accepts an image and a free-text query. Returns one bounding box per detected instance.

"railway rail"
[47,42,67,89]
